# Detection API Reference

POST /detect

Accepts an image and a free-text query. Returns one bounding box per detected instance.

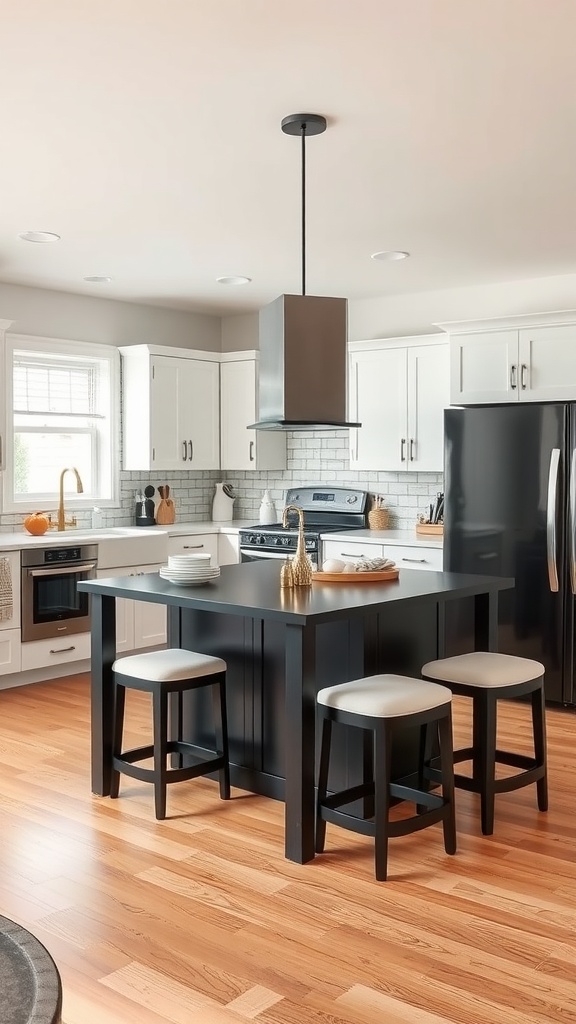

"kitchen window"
[1,334,120,514]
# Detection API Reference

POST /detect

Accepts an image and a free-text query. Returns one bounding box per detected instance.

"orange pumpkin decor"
[23,512,50,536]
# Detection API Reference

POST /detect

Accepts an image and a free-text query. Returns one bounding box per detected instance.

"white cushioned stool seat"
[317,675,452,718]
[315,673,456,881]
[113,648,226,682]
[110,648,230,820]
[421,651,547,835]
[422,652,544,688]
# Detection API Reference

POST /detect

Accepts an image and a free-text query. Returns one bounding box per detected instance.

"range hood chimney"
[250,113,360,431]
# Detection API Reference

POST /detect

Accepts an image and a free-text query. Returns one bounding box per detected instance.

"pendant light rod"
[281,113,327,298]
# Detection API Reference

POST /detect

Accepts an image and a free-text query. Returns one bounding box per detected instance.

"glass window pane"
[14,433,93,497]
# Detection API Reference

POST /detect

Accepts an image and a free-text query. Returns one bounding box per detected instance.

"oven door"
[21,560,97,642]
[240,548,290,563]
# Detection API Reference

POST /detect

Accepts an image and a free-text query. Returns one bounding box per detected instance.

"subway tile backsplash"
[0,431,442,531]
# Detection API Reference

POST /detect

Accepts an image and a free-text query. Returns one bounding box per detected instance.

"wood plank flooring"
[0,673,575,1024]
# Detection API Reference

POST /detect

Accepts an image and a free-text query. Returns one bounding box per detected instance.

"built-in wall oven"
[21,544,98,643]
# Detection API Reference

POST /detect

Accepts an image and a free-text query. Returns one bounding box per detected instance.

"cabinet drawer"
[21,632,91,671]
[389,545,443,571]
[0,628,21,675]
[322,539,385,563]
[167,533,219,564]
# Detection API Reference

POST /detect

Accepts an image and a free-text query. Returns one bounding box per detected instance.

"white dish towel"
[0,557,13,622]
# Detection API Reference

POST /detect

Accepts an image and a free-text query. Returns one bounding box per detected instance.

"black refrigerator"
[444,403,576,706]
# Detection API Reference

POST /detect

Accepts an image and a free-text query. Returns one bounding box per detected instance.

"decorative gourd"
[23,512,50,536]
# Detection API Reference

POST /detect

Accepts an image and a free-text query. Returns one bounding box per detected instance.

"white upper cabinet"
[441,311,576,405]
[349,335,449,472]
[120,344,220,471]
[220,353,286,471]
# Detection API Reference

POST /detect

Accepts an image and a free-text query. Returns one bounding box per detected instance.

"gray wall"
[0,282,221,350]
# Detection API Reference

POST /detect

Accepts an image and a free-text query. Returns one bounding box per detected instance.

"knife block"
[416,523,443,536]
[156,498,175,525]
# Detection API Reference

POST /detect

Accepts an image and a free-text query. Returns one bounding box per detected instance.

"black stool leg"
[417,722,432,814]
[362,729,375,820]
[478,692,497,836]
[532,684,548,811]
[315,716,332,853]
[212,673,231,800]
[153,686,168,820]
[172,690,184,769]
[373,721,391,882]
[437,710,457,855]
[110,681,125,799]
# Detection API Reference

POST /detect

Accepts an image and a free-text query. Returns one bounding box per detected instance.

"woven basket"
[368,508,389,530]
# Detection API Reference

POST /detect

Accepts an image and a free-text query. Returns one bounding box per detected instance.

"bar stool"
[110,648,230,820]
[422,652,548,835]
[315,674,456,881]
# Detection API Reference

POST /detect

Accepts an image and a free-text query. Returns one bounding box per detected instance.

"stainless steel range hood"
[249,293,361,430]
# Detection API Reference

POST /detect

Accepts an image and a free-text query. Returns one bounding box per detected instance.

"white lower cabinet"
[21,632,91,672]
[322,538,443,572]
[322,539,385,564]
[218,533,240,565]
[0,628,21,675]
[0,550,21,675]
[167,533,219,563]
[386,545,443,571]
[96,565,167,653]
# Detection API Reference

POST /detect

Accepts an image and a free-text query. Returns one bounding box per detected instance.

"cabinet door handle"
[340,552,366,558]
[182,441,187,461]
[183,543,204,549]
[49,646,76,654]
[510,364,517,390]
[188,439,193,461]
[401,557,426,563]
[521,363,528,389]
[400,438,406,462]
[249,440,254,462]
[409,438,415,461]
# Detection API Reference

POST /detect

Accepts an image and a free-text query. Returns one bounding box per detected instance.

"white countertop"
[320,528,444,549]
[0,521,443,552]
[0,520,255,551]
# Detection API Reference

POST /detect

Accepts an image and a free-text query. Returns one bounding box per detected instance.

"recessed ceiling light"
[371,250,410,262]
[83,276,113,283]
[216,275,252,285]
[18,231,61,243]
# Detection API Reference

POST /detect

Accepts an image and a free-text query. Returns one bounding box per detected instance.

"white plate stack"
[159,553,221,586]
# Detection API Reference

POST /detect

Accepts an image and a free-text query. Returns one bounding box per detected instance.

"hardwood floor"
[1,673,575,1024]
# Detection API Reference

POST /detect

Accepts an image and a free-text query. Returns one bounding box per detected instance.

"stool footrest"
[113,754,226,786]
[319,780,449,840]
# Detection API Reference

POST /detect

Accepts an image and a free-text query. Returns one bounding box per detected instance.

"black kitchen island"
[79,560,513,864]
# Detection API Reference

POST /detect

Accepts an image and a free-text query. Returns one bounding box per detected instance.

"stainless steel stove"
[239,486,368,565]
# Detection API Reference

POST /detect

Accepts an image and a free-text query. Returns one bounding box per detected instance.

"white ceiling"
[2,0,576,316]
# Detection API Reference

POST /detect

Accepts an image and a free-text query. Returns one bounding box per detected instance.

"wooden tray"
[313,568,399,583]
[416,523,443,536]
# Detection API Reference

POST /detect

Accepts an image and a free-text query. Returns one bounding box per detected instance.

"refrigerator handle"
[565,446,569,593]
[546,448,561,593]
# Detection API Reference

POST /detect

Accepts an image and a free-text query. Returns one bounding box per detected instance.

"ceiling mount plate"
[281,113,327,137]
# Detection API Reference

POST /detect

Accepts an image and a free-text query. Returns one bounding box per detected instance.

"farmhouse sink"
[18,527,169,568]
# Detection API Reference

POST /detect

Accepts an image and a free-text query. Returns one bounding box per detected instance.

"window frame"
[1,333,121,515]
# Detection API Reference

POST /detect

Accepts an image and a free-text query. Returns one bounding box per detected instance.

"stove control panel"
[285,486,367,514]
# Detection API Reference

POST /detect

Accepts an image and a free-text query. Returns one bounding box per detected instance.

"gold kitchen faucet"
[48,467,84,531]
